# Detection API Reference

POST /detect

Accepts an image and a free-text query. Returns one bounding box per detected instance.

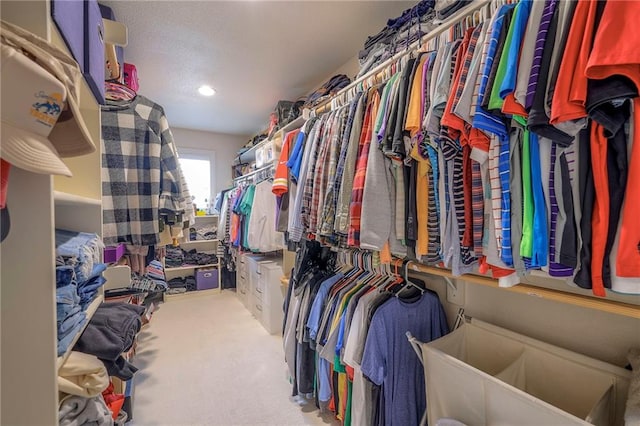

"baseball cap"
[1,20,96,176]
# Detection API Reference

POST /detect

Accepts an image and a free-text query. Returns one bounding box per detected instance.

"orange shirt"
[550,0,599,124]
[271,130,298,196]
[585,1,640,277]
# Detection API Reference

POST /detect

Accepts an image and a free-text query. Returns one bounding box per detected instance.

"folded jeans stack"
[74,303,146,381]
[57,282,87,356]
[77,263,108,309]
[55,230,108,356]
[56,229,104,284]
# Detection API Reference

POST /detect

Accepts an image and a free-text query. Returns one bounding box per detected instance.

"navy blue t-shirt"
[361,292,449,426]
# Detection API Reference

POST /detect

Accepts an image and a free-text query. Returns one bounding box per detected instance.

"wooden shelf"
[407,263,640,319]
[54,191,102,207]
[234,116,306,165]
[56,294,104,371]
[165,263,219,272]
[163,288,220,302]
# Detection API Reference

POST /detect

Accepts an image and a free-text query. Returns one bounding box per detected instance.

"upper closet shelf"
[234,116,306,165]
[56,294,104,371]
[54,190,102,207]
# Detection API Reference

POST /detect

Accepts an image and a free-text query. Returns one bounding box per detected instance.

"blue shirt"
[305,273,343,403]
[361,293,449,426]
[472,4,516,140]
[286,130,306,182]
[499,0,533,99]
[530,132,548,267]
[306,273,343,342]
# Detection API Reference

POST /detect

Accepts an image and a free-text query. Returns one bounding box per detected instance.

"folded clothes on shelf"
[183,249,217,266]
[191,224,217,240]
[73,303,146,381]
[58,351,110,398]
[55,231,109,355]
[167,275,197,292]
[77,263,108,309]
[55,229,104,284]
[58,394,113,426]
[357,0,438,78]
[56,282,87,356]
[165,247,218,268]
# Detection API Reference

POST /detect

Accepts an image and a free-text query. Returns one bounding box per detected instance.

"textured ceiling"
[101,1,417,136]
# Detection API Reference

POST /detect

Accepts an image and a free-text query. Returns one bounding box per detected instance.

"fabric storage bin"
[495,348,616,425]
[103,243,125,263]
[51,0,85,69]
[84,0,105,103]
[51,0,105,104]
[196,268,218,290]
[414,320,630,426]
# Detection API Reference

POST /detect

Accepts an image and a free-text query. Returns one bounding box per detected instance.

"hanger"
[395,260,425,299]
[105,81,136,102]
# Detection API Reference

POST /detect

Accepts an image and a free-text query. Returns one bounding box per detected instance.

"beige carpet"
[129,291,339,426]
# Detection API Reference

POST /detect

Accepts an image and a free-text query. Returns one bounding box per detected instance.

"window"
[178,148,216,213]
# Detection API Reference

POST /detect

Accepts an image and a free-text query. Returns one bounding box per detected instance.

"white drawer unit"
[236,255,249,308]
[244,256,284,335]
[237,254,270,310]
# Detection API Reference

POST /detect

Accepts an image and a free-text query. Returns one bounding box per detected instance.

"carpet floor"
[128,290,339,426]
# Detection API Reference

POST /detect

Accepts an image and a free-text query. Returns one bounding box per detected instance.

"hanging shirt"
[247,180,284,252]
[102,95,185,246]
[336,94,368,236]
[272,129,300,196]
[585,0,640,283]
[348,90,380,247]
[361,294,449,426]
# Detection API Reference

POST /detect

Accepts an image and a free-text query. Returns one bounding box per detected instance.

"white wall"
[413,275,640,367]
[171,127,247,195]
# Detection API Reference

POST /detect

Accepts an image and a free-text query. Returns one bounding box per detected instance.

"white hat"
[1,20,96,176]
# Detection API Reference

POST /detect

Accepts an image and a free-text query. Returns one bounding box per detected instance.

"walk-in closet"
[1,0,639,425]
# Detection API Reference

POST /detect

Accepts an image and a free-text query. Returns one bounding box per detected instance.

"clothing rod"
[309,0,490,116]
[233,163,273,183]
[406,263,640,319]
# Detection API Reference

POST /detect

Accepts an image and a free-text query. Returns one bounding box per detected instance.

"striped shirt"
[548,142,574,276]
[323,95,363,238]
[471,158,484,256]
[348,91,378,247]
[289,118,323,241]
[308,114,332,234]
[525,0,557,110]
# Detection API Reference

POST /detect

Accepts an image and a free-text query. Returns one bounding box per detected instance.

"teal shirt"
[239,185,255,249]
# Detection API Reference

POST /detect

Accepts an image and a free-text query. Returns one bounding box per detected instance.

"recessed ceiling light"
[198,85,216,96]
